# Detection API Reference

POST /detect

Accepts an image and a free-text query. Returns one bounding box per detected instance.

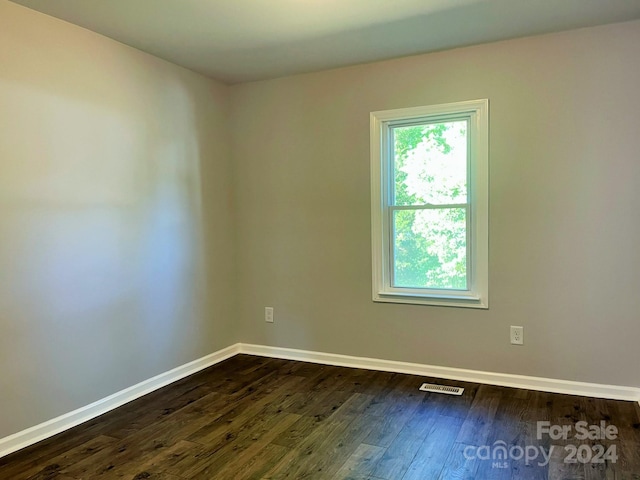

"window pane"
[392,208,467,290]
[392,120,467,206]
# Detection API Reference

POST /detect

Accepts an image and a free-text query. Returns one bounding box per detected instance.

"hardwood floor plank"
[281,388,354,419]
[21,435,118,480]
[332,443,386,480]
[0,422,115,478]
[128,473,184,480]
[205,414,301,480]
[270,413,326,449]
[602,399,640,479]
[133,439,205,478]
[265,399,375,480]
[431,380,480,420]
[362,375,427,448]
[472,389,531,479]
[437,442,480,480]
[547,441,585,480]
[185,376,305,445]
[182,410,300,478]
[455,384,502,446]
[265,416,356,479]
[1,355,639,480]
[371,393,447,479]
[224,443,290,480]
[510,391,553,480]
[59,394,237,479]
[402,414,464,480]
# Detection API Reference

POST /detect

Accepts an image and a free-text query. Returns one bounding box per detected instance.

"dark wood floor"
[1,355,639,480]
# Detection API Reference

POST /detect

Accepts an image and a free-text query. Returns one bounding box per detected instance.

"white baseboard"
[3,341,639,459]
[238,343,640,403]
[0,343,240,459]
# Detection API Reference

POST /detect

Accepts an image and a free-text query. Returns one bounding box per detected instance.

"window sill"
[373,291,488,309]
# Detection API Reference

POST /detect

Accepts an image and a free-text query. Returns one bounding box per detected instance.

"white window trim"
[370,99,489,309]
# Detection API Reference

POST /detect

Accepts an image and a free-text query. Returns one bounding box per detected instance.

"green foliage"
[391,122,467,290]
[393,123,449,206]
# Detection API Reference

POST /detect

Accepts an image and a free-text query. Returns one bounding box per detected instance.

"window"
[370,99,488,308]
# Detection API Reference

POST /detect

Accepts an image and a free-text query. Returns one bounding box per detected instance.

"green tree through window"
[391,121,468,290]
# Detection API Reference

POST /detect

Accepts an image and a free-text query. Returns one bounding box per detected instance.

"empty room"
[1,0,640,478]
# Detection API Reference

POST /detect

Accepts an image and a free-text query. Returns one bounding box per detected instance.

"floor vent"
[419,383,464,396]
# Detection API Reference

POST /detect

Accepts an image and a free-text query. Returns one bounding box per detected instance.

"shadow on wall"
[0,4,232,438]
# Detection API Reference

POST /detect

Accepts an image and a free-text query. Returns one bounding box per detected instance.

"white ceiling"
[10,0,640,84]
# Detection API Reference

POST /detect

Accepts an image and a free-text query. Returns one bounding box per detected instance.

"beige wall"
[230,20,640,388]
[2,0,639,443]
[0,1,235,438]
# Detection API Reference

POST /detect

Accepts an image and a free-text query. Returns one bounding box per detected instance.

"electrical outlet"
[265,307,274,323]
[510,326,524,345]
